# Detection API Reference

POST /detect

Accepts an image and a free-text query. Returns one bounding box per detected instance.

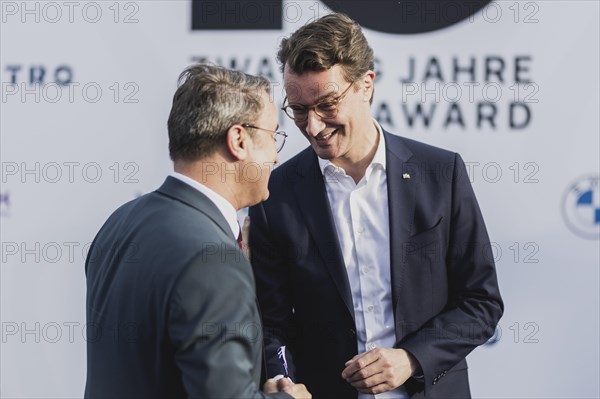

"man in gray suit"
[85,64,310,399]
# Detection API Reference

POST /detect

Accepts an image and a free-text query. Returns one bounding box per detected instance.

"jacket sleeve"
[167,247,292,399]
[398,153,504,392]
[249,202,298,380]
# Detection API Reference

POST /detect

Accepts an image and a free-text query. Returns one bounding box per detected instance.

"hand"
[277,378,312,399]
[341,348,418,395]
[262,378,279,393]
[241,215,251,259]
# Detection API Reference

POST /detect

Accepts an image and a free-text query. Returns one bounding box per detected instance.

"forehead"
[283,65,348,104]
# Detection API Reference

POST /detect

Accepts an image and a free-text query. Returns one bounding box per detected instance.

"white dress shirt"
[170,172,239,239]
[318,121,408,399]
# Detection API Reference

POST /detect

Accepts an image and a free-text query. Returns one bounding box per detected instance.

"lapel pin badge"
[402,173,411,180]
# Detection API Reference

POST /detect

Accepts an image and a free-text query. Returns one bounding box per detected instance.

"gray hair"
[168,64,271,162]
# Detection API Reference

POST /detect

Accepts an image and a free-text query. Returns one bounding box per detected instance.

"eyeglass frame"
[241,123,288,153]
[281,81,355,122]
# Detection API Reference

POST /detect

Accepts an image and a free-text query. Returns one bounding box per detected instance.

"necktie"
[237,225,244,250]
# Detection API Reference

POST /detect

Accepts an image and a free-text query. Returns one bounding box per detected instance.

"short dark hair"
[277,13,375,84]
[167,64,270,162]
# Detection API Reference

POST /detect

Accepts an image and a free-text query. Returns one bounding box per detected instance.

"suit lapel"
[384,131,417,319]
[292,152,355,321]
[290,132,418,324]
[156,176,235,241]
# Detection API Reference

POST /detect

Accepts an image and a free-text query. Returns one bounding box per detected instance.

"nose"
[305,109,326,137]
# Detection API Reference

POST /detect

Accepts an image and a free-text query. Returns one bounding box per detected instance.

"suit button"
[349,329,356,337]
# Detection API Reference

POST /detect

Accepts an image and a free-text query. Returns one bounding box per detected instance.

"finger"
[285,384,311,399]
[348,373,387,390]
[263,378,278,393]
[347,361,382,383]
[344,352,364,366]
[357,381,391,395]
[277,377,294,391]
[341,350,379,379]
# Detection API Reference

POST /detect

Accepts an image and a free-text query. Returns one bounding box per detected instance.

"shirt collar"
[317,119,387,176]
[169,171,239,239]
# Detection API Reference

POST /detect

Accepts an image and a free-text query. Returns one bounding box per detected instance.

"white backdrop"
[1,1,599,397]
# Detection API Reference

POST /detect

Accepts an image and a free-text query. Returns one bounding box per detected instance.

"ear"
[225,125,251,161]
[362,70,376,102]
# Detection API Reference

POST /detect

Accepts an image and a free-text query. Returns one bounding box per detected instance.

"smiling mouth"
[315,129,338,142]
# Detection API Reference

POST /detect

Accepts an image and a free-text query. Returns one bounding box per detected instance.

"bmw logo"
[562,175,600,240]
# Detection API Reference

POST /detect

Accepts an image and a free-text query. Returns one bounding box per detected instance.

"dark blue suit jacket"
[249,131,503,398]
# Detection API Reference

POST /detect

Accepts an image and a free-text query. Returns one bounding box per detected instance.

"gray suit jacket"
[85,176,291,398]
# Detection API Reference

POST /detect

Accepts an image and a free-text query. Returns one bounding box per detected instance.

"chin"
[261,190,270,202]
[312,146,338,160]
[250,190,270,206]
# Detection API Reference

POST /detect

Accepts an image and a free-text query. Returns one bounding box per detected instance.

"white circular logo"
[562,176,600,240]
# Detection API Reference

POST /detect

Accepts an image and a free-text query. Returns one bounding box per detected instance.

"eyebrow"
[313,90,338,103]
[289,86,340,105]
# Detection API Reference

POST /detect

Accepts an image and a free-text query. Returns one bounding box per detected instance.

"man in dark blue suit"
[249,13,503,399]
[85,64,310,399]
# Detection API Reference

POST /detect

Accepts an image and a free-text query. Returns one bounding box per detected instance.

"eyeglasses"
[241,124,288,153]
[281,81,354,122]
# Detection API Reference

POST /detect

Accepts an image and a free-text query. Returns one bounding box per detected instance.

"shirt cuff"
[272,375,294,383]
